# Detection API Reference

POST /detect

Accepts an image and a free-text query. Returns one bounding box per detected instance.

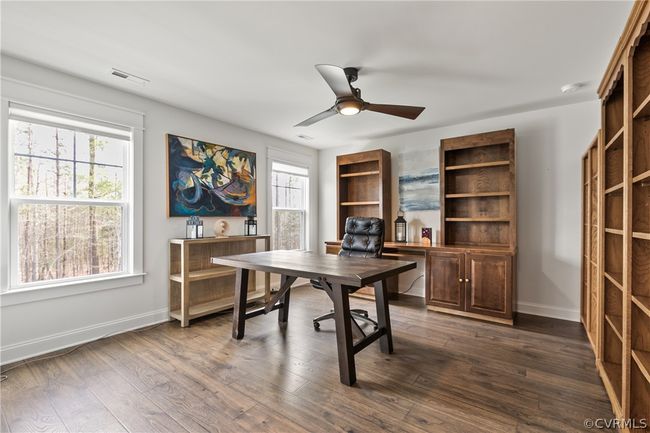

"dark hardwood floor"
[1,285,613,433]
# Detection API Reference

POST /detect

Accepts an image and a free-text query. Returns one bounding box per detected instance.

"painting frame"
[166,133,257,217]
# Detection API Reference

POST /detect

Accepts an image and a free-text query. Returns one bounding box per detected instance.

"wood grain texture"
[211,250,416,288]
[425,250,464,310]
[336,149,391,241]
[1,286,616,433]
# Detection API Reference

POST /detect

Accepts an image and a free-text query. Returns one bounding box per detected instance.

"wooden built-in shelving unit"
[582,3,650,429]
[168,235,270,327]
[336,149,391,241]
[334,149,392,298]
[581,133,601,354]
[425,129,517,325]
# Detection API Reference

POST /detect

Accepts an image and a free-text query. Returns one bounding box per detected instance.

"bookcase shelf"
[586,4,650,423]
[168,236,271,327]
[606,314,624,341]
[339,170,380,178]
[445,191,510,198]
[441,130,515,250]
[429,129,516,325]
[605,127,624,150]
[444,160,510,171]
[336,150,391,241]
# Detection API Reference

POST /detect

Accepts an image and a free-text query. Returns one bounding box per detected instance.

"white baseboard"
[516,301,580,322]
[0,307,170,366]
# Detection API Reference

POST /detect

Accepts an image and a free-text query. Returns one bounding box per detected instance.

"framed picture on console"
[166,133,257,217]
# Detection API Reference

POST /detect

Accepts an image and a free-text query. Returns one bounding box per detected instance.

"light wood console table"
[168,235,271,326]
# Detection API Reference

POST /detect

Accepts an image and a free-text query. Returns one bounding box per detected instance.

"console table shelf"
[168,235,270,327]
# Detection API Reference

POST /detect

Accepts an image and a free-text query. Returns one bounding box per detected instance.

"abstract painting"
[167,134,256,217]
[398,149,440,211]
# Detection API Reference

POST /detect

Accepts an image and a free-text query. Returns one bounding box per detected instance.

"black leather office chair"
[311,216,385,331]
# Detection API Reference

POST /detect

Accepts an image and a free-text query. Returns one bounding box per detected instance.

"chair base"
[313,309,378,331]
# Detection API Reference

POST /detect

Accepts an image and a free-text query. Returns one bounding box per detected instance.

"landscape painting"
[167,134,256,217]
[398,149,440,211]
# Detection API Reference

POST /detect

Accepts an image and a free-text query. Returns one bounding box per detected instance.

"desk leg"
[278,274,292,324]
[331,282,356,385]
[374,279,393,354]
[232,268,249,339]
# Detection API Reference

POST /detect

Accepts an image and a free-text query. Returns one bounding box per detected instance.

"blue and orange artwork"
[167,134,256,217]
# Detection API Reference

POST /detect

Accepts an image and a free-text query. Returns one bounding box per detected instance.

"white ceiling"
[1,1,632,149]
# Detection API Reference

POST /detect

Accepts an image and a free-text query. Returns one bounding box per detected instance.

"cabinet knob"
[459,278,463,282]
[465,278,470,282]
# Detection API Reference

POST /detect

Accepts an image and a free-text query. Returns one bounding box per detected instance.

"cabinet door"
[425,251,465,310]
[465,253,512,319]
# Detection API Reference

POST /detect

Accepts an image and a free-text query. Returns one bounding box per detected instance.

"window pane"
[75,132,125,166]
[17,203,123,284]
[272,171,307,209]
[272,209,304,250]
[76,163,124,200]
[12,121,74,160]
[14,156,74,197]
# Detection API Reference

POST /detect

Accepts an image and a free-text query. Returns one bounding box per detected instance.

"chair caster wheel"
[374,325,379,331]
[363,312,369,318]
[313,322,320,331]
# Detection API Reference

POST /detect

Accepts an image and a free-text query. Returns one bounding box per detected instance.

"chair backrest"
[339,217,385,258]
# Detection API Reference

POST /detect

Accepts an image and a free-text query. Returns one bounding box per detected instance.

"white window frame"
[266,147,314,252]
[0,78,145,306]
[271,163,309,250]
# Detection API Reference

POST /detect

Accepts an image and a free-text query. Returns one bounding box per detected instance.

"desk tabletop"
[211,250,416,287]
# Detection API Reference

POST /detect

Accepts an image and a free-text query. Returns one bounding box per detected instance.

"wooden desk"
[211,250,416,385]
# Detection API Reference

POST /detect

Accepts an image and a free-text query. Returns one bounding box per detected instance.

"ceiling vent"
[111,68,149,86]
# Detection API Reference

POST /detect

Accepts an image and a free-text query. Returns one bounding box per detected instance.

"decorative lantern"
[244,215,257,236]
[394,211,407,243]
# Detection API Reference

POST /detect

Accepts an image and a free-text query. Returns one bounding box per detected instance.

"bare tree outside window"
[10,116,128,286]
[271,162,308,250]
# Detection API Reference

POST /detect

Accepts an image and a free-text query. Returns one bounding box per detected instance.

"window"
[271,162,308,250]
[8,103,131,288]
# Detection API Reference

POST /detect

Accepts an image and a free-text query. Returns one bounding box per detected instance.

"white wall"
[0,56,319,364]
[319,101,600,320]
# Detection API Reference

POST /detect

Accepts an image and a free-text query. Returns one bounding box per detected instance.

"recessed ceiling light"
[111,68,149,86]
[561,82,586,94]
[297,134,314,140]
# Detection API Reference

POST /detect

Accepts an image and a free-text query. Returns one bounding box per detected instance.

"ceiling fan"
[295,64,425,127]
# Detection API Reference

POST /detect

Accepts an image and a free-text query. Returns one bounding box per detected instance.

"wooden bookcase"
[426,129,517,325]
[588,2,650,428]
[336,149,391,241]
[581,132,601,355]
[168,235,270,327]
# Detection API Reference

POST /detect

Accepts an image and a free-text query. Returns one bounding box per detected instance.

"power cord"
[399,274,424,295]
[0,320,169,383]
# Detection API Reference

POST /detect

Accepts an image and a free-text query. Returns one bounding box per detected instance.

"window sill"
[0,273,146,307]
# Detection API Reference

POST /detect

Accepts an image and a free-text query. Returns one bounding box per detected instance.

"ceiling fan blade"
[364,103,425,120]
[294,106,337,127]
[315,64,354,98]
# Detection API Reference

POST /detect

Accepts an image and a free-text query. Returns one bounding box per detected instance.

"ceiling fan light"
[339,106,360,116]
[337,99,362,116]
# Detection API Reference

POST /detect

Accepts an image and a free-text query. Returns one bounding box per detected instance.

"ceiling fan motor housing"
[343,67,359,83]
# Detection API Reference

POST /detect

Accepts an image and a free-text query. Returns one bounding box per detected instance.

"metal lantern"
[394,211,407,243]
[244,215,257,236]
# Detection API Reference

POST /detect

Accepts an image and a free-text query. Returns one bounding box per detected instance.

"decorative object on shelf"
[244,215,257,236]
[421,227,432,246]
[167,133,257,217]
[214,219,228,238]
[398,149,440,211]
[185,216,204,239]
[395,211,407,243]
